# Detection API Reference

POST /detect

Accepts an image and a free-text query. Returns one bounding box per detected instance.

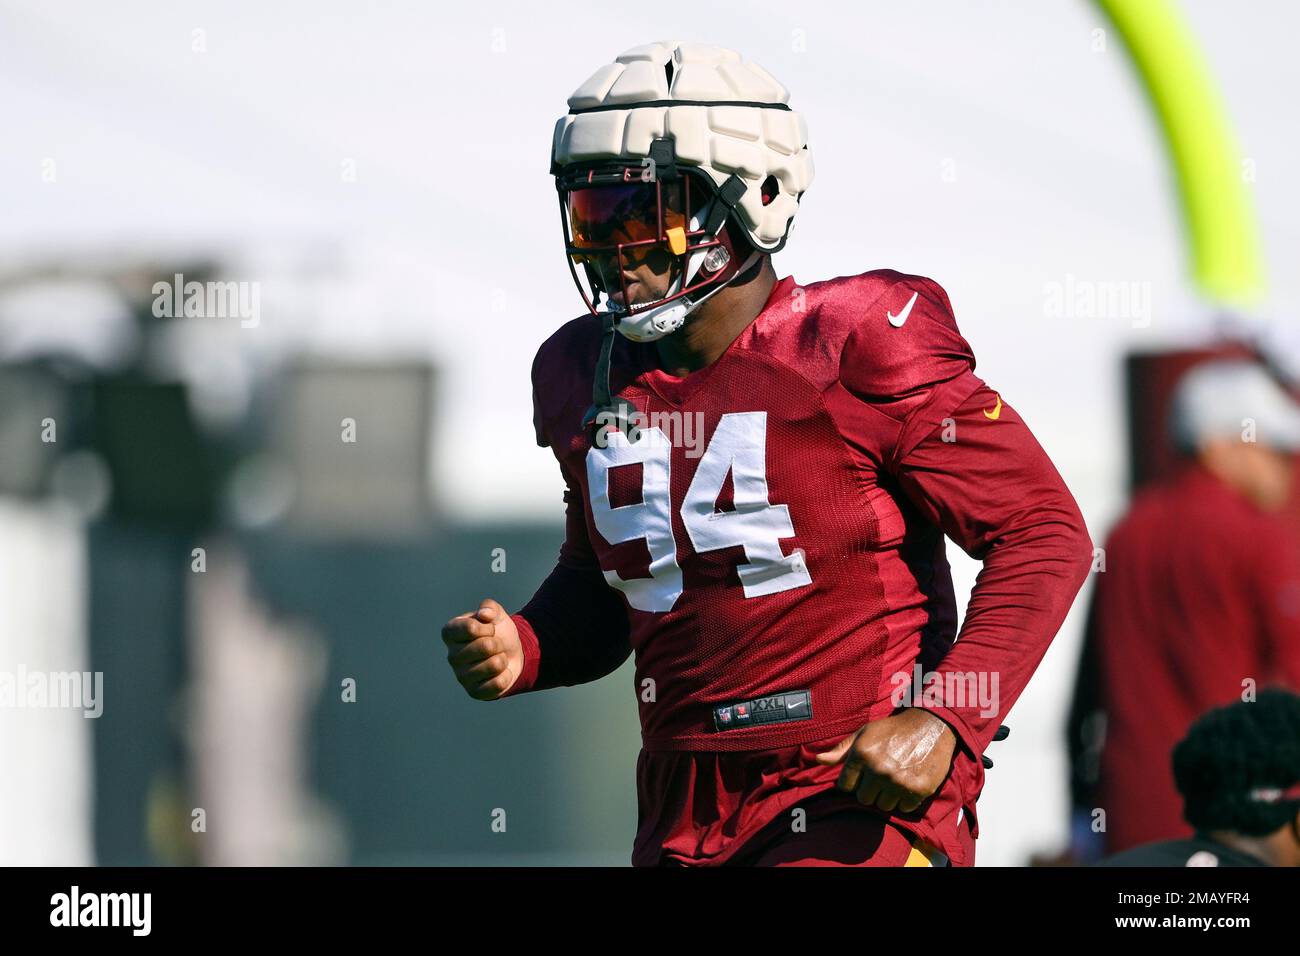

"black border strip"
[569,99,792,114]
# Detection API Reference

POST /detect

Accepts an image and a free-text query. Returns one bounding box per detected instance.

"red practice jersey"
[502,270,1092,865]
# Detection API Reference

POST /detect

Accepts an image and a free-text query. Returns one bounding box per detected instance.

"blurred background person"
[1073,358,1300,858]
[1101,688,1300,867]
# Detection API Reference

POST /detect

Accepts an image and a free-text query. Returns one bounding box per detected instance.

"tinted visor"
[557,167,728,317]
[565,180,687,252]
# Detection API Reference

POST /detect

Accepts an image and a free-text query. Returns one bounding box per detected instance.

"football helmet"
[552,41,815,344]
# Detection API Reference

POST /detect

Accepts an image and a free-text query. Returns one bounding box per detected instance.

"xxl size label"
[713,689,812,731]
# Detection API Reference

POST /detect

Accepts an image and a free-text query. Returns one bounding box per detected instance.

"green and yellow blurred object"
[1097,0,1264,308]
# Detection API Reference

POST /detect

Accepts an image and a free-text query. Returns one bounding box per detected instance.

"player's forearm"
[894,384,1093,789]
[498,562,632,697]
[920,505,1091,744]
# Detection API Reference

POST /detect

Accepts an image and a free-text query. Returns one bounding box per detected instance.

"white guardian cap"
[552,41,814,344]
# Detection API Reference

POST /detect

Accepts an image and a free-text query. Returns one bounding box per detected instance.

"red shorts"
[633,734,970,867]
[726,790,948,866]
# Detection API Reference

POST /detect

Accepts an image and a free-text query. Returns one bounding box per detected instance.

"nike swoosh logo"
[887,291,918,328]
[983,394,1003,420]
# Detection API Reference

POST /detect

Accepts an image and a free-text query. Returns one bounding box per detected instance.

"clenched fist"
[814,709,957,814]
[441,599,523,701]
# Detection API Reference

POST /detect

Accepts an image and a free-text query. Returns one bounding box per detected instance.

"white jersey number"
[586,412,812,613]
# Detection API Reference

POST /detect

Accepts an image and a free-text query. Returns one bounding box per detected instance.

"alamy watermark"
[1044,274,1151,328]
[593,408,707,458]
[50,886,150,936]
[0,665,103,717]
[152,273,260,328]
[890,664,1000,719]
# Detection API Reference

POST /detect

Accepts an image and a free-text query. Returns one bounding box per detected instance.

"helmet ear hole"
[760,175,779,207]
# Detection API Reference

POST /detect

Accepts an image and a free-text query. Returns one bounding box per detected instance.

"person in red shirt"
[441,41,1093,866]
[1082,358,1300,855]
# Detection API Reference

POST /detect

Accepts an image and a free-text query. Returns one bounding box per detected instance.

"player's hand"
[814,709,957,814]
[441,599,523,701]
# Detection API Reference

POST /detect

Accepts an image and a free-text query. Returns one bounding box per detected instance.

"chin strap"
[582,312,641,442]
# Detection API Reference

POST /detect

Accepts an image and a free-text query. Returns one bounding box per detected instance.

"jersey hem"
[639,713,873,753]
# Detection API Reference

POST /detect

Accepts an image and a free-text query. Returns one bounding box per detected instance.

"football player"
[443,41,1093,866]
